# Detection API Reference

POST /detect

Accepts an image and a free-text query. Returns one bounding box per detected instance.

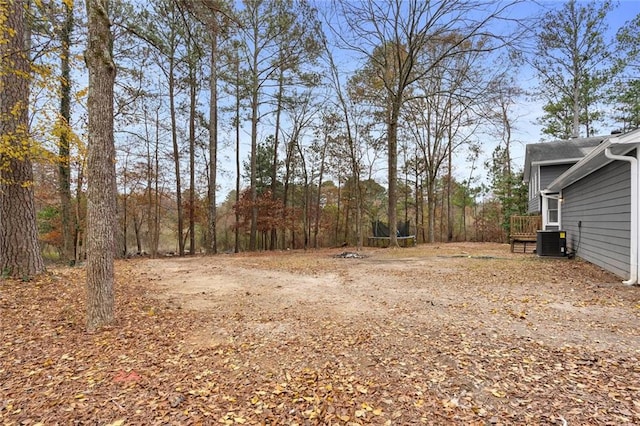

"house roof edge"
[546,128,640,192]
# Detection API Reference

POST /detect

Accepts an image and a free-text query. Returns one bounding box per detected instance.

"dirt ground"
[2,242,639,425]
[140,243,640,353]
[136,242,640,424]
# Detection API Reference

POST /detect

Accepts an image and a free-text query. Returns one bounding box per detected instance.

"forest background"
[2,0,640,265]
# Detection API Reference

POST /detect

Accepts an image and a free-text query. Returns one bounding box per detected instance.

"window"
[547,198,558,224]
[542,195,560,229]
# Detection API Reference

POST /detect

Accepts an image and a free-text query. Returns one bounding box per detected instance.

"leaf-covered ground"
[1,243,639,425]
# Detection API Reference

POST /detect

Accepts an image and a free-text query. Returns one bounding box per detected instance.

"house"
[523,128,640,285]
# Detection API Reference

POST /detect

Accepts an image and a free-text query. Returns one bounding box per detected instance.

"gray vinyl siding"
[528,196,539,214]
[540,164,573,189]
[561,160,631,279]
[527,167,540,213]
[528,164,574,214]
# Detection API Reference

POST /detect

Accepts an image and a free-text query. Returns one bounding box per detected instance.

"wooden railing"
[509,215,542,253]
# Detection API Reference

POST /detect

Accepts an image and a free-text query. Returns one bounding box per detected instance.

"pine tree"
[0,0,46,279]
[85,0,116,331]
[531,0,616,139]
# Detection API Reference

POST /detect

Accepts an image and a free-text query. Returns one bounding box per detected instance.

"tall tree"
[0,0,46,278]
[165,1,185,256]
[267,0,323,250]
[611,12,640,132]
[312,112,339,248]
[237,0,321,250]
[616,12,639,74]
[281,87,320,249]
[323,42,365,249]
[531,0,616,139]
[231,43,244,253]
[397,34,491,243]
[85,0,117,330]
[143,100,162,258]
[487,149,528,236]
[57,0,76,264]
[208,22,219,254]
[238,0,285,250]
[218,39,246,252]
[484,75,527,235]
[610,80,640,132]
[131,0,188,256]
[202,5,226,255]
[334,0,518,246]
[182,0,234,254]
[183,19,204,255]
[486,76,523,198]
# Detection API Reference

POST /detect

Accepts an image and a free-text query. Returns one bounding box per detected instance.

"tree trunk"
[296,141,309,249]
[414,171,421,243]
[354,180,362,249]
[144,106,158,258]
[249,86,258,251]
[0,0,45,279]
[572,78,580,138]
[343,186,350,244]
[148,106,161,258]
[345,126,362,250]
[282,138,294,248]
[248,27,259,251]
[208,28,218,254]
[446,137,453,242]
[387,102,400,247]
[134,216,142,254]
[503,102,512,199]
[75,159,85,262]
[121,152,129,257]
[169,48,184,256]
[313,133,329,248]
[427,177,436,243]
[404,153,409,228]
[85,0,116,331]
[271,67,285,250]
[335,178,341,245]
[58,0,75,265]
[571,4,581,139]
[122,191,128,256]
[188,49,196,255]
[325,46,360,249]
[234,56,241,253]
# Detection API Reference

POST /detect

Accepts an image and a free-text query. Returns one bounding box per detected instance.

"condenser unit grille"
[537,230,567,257]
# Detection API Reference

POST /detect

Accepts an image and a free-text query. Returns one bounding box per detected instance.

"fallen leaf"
[490,389,506,398]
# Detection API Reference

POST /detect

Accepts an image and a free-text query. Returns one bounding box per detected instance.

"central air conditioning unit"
[537,230,567,257]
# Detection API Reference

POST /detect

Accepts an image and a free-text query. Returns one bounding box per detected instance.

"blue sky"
[153,0,640,198]
[496,0,640,174]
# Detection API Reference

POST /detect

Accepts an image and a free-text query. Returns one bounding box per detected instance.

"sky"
[236,0,640,197]
[502,0,640,174]
[105,0,640,200]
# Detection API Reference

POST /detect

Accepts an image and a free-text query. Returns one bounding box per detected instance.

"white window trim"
[530,167,540,201]
[541,192,561,229]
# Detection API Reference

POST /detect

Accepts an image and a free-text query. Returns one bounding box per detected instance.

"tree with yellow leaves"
[0,0,46,278]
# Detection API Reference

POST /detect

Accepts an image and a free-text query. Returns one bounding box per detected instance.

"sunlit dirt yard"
[2,243,639,424]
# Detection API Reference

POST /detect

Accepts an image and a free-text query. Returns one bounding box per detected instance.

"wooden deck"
[510,215,542,253]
